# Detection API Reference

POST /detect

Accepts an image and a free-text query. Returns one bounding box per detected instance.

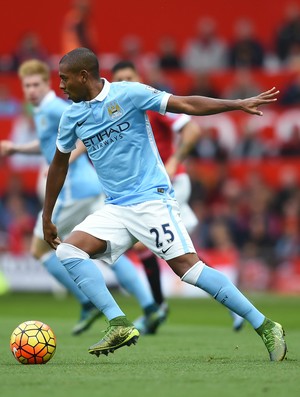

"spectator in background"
[6,103,43,170]
[0,84,21,117]
[157,36,182,70]
[191,125,227,161]
[222,68,262,99]
[182,16,228,72]
[0,175,39,255]
[61,0,97,54]
[275,195,300,264]
[232,123,268,159]
[275,2,300,64]
[188,71,220,98]
[279,69,300,105]
[10,32,49,72]
[278,125,300,157]
[228,18,265,69]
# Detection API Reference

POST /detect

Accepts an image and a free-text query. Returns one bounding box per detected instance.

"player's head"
[18,59,51,106]
[59,47,100,103]
[111,60,140,82]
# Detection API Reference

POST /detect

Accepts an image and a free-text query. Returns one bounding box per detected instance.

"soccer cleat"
[72,307,103,336]
[256,318,287,361]
[88,317,139,357]
[134,303,168,335]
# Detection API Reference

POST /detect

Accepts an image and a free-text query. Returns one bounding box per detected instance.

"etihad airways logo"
[82,121,130,149]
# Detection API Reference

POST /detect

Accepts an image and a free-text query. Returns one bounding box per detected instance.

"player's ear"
[80,70,89,83]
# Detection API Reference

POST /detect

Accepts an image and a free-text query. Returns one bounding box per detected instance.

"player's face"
[21,75,50,106]
[112,67,140,82]
[59,63,87,103]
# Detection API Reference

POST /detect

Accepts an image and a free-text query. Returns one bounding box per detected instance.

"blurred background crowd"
[0,0,300,294]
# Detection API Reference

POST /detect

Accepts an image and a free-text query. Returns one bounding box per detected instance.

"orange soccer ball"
[10,320,56,364]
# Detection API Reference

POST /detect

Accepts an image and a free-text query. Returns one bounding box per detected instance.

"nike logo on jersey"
[161,246,172,254]
[77,120,86,126]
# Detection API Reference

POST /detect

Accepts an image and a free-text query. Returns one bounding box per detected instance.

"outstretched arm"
[42,148,71,249]
[166,87,279,116]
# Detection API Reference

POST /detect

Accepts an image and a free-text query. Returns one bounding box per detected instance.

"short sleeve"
[127,82,171,115]
[56,111,77,153]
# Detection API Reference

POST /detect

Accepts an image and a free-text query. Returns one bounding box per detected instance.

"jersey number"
[150,223,175,248]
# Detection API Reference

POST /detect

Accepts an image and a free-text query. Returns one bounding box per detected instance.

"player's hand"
[0,140,15,156]
[239,87,279,116]
[43,220,61,250]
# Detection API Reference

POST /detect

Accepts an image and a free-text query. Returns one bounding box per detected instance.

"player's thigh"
[54,196,104,239]
[124,200,196,261]
[72,205,136,265]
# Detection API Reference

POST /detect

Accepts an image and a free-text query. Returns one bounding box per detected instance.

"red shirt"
[147,111,191,175]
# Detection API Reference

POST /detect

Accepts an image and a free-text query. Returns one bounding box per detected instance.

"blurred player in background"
[0,59,164,335]
[111,60,245,333]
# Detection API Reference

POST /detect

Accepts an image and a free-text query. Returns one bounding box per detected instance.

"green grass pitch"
[0,291,299,397]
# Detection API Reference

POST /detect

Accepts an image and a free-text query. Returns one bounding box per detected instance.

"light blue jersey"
[34,91,101,203]
[57,80,175,205]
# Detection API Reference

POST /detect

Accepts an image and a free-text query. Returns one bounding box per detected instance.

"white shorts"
[73,199,196,265]
[172,173,198,233]
[34,194,105,240]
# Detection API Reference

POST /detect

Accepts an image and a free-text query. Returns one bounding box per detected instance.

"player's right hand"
[43,220,61,250]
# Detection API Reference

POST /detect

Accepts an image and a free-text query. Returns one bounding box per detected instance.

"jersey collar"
[87,78,110,103]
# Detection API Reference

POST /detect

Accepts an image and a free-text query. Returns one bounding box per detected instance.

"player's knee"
[56,243,90,262]
[181,260,206,285]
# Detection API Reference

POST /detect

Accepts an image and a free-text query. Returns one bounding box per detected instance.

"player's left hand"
[43,220,61,250]
[240,87,279,116]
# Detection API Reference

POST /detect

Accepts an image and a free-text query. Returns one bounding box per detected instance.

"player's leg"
[56,208,141,356]
[31,235,102,335]
[175,173,245,331]
[112,253,164,334]
[133,199,287,361]
[135,244,165,305]
[171,255,286,361]
[131,245,169,334]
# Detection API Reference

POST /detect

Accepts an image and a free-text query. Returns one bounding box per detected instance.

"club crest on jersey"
[106,101,123,119]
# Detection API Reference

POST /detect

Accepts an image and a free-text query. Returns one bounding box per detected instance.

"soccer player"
[111,60,245,333]
[43,47,287,361]
[0,59,164,336]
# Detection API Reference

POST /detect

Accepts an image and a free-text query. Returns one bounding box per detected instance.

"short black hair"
[60,47,100,79]
[111,60,136,74]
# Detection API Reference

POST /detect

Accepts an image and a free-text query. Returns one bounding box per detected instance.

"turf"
[0,291,299,397]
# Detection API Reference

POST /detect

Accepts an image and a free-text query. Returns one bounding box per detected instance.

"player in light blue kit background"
[43,48,287,361]
[0,59,164,336]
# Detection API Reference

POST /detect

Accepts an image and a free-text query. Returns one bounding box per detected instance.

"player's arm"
[165,120,201,178]
[42,148,71,249]
[0,139,41,156]
[166,87,279,116]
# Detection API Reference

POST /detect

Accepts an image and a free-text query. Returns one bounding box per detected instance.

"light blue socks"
[113,254,155,309]
[61,256,125,320]
[42,251,89,304]
[196,265,265,329]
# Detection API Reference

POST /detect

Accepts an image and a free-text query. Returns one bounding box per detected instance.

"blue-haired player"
[0,59,164,336]
[43,47,287,361]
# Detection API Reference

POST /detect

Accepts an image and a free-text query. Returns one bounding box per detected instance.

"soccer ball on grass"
[10,320,56,364]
